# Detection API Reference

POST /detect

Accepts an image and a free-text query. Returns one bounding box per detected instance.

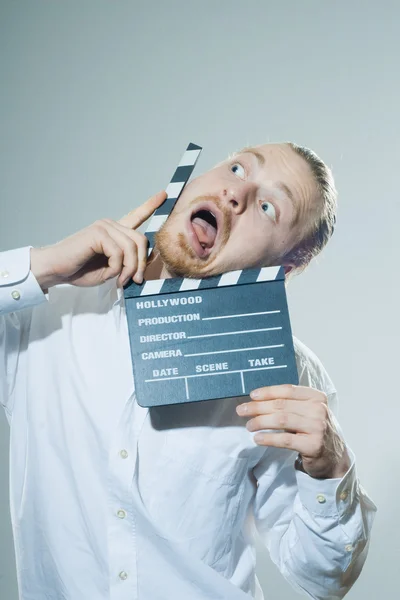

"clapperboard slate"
[123,143,298,407]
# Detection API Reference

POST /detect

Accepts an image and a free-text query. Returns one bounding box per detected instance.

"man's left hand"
[236,384,350,479]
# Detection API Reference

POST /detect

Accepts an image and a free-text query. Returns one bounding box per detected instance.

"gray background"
[0,1,398,598]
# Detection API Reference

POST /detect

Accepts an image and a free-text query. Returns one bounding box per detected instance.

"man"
[0,142,376,599]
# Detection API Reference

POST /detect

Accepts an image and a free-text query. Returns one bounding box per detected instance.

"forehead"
[229,143,318,224]
[234,143,313,187]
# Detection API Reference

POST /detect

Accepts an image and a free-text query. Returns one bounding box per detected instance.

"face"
[155,143,317,278]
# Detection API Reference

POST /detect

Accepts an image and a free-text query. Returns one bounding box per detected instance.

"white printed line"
[187,326,282,339]
[240,371,245,393]
[166,181,185,199]
[256,266,280,281]
[185,377,189,400]
[141,279,165,296]
[202,310,280,321]
[179,278,202,291]
[146,214,168,232]
[217,270,242,286]
[178,149,201,167]
[184,343,284,358]
[144,364,287,383]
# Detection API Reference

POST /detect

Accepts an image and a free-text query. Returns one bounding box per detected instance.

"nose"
[219,184,251,215]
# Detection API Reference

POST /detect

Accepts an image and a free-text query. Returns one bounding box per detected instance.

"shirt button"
[119,449,129,459]
[11,290,21,300]
[0,270,9,278]
[340,490,348,501]
[345,544,354,552]
[119,571,128,581]
[117,509,127,519]
[316,494,326,504]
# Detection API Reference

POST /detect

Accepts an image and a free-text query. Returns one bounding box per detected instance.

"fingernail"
[250,390,260,399]
[236,404,248,415]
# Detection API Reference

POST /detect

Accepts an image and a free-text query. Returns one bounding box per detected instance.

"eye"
[230,162,246,179]
[260,201,277,222]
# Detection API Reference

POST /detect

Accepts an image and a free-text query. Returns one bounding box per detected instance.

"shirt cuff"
[0,246,48,315]
[295,447,359,518]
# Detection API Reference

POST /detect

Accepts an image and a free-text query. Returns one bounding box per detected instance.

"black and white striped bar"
[145,142,202,255]
[124,265,298,407]
[124,266,285,299]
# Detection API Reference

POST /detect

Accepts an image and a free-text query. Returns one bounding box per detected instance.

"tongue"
[192,217,217,248]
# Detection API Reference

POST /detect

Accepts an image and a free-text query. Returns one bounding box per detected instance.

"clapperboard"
[124,143,298,407]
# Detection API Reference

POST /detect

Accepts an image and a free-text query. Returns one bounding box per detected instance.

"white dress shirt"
[0,247,376,600]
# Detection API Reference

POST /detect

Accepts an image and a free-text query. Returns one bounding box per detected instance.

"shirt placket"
[107,393,148,600]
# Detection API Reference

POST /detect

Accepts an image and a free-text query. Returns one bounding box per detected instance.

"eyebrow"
[276,182,300,226]
[240,148,266,166]
[238,148,301,225]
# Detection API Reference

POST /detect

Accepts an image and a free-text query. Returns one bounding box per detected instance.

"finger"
[96,221,139,285]
[250,384,327,403]
[236,398,328,419]
[245,412,321,435]
[134,231,149,284]
[118,190,167,230]
[252,431,314,454]
[95,232,124,281]
[101,219,148,284]
[117,244,139,287]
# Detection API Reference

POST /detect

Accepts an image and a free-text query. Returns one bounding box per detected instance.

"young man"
[0,142,376,599]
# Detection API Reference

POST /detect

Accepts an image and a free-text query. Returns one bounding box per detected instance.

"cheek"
[224,231,270,265]
[170,184,195,215]
[221,223,283,270]
[241,226,271,256]
[176,177,206,204]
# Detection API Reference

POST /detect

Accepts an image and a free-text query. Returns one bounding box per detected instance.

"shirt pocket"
[142,430,249,567]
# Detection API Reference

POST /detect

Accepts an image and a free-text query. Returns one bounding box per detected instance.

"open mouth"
[188,207,219,258]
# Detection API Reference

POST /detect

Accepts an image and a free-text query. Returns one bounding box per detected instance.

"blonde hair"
[282,142,337,275]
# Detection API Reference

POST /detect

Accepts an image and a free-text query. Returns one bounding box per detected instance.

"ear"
[283,264,295,276]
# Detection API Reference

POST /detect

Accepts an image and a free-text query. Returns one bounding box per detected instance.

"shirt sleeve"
[0,246,47,315]
[252,393,377,600]
[0,246,47,417]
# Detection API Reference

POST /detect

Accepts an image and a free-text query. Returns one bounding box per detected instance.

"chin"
[159,244,223,280]
[155,198,239,278]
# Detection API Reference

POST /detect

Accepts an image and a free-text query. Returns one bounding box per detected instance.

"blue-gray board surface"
[124,271,298,407]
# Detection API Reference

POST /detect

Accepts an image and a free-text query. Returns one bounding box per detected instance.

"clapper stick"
[123,143,298,407]
[144,142,202,256]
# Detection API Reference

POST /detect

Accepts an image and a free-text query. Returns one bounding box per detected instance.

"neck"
[144,252,174,281]
[159,264,173,279]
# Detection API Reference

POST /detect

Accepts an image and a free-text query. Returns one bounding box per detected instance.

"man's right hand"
[30,191,167,291]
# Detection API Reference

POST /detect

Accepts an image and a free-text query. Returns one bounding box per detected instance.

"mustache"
[153,194,233,278]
